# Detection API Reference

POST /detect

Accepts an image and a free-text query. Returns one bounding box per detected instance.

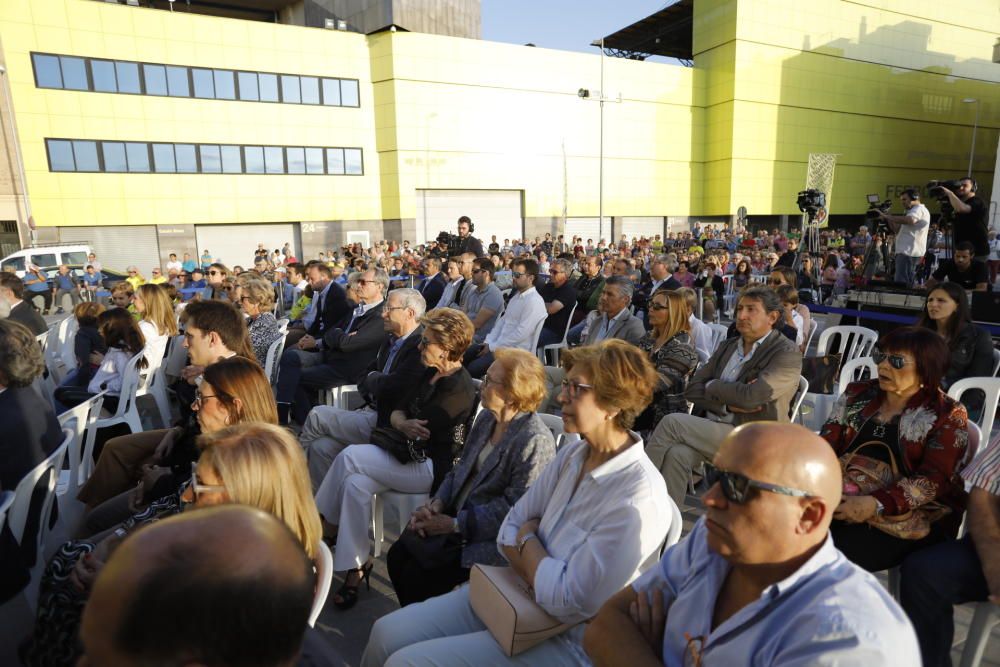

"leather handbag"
[397,527,464,570]
[469,564,572,657]
[370,426,425,465]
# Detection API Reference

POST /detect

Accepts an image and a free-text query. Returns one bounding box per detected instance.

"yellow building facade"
[0,0,996,268]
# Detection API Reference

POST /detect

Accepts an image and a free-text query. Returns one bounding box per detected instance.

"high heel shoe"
[333,561,373,610]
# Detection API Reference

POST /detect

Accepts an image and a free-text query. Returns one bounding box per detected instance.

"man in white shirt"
[878,188,930,285]
[464,257,546,378]
[165,253,183,274]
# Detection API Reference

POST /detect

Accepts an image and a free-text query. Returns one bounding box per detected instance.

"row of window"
[31,53,360,107]
[45,139,364,175]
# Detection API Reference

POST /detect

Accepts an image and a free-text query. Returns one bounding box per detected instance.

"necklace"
[873,421,887,438]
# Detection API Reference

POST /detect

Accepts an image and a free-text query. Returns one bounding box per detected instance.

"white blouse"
[139,319,169,368]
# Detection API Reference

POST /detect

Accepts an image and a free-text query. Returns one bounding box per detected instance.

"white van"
[1,244,93,278]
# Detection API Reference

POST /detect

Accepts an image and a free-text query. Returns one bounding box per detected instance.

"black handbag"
[371,426,426,465]
[398,527,464,569]
[800,353,842,394]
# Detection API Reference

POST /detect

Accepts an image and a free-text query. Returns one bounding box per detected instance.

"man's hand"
[834,495,878,523]
[629,588,666,659]
[181,364,205,385]
[298,334,317,350]
[153,428,180,462]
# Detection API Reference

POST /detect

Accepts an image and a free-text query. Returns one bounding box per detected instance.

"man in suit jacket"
[417,257,447,310]
[645,286,802,506]
[0,272,47,336]
[298,288,427,487]
[635,255,681,322]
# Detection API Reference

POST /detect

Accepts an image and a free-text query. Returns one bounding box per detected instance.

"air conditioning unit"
[336,19,347,30]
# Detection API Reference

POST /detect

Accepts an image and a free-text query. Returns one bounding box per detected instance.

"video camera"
[436,230,464,256]
[796,189,826,223]
[926,179,961,220]
[864,194,892,228]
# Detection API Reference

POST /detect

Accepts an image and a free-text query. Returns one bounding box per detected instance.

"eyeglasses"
[187,463,226,502]
[384,305,408,313]
[559,378,594,400]
[208,270,222,276]
[699,462,813,504]
[872,348,914,370]
[357,278,378,286]
[419,335,434,347]
[648,301,669,311]
[511,271,526,279]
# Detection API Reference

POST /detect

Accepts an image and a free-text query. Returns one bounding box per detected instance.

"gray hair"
[388,287,426,319]
[653,254,677,272]
[367,267,390,295]
[737,285,783,317]
[550,258,572,275]
[604,275,634,300]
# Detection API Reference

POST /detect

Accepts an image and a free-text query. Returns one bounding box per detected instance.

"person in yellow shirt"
[125,266,146,290]
[148,267,168,285]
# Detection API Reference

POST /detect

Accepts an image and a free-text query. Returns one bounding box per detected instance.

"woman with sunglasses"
[634,290,698,432]
[234,272,282,365]
[203,262,231,300]
[364,339,670,666]
[818,326,968,574]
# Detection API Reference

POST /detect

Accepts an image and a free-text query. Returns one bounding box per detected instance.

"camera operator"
[944,177,990,262]
[455,215,484,258]
[877,188,930,285]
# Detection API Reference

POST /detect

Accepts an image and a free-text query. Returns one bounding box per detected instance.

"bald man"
[79,506,317,667]
[584,423,919,667]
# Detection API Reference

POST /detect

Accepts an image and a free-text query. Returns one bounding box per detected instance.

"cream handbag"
[469,564,572,656]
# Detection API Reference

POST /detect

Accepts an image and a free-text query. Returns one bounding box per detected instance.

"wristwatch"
[517,532,537,555]
[873,498,885,517]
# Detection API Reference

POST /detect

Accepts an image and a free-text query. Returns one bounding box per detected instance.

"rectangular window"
[102,142,127,172]
[264,146,284,174]
[199,145,222,173]
[344,148,363,175]
[326,148,344,175]
[72,140,99,171]
[143,64,167,96]
[221,145,242,173]
[321,78,341,106]
[152,143,176,173]
[258,73,279,102]
[166,66,190,97]
[305,147,324,174]
[213,70,235,100]
[31,253,57,268]
[244,146,265,174]
[280,75,300,104]
[47,139,75,171]
[60,56,89,91]
[175,144,198,172]
[192,68,215,98]
[286,147,305,174]
[115,61,141,94]
[237,71,258,101]
[340,80,359,107]
[300,76,320,105]
[32,54,63,88]
[91,59,117,93]
[125,142,150,172]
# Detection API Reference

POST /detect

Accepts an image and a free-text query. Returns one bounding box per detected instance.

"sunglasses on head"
[699,462,813,504]
[872,348,913,370]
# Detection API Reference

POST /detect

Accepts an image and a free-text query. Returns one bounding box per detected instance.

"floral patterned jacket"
[820,380,968,516]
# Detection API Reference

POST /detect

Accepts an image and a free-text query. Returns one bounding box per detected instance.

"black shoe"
[333,561,373,610]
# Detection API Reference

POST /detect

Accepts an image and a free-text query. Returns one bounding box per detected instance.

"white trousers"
[300,405,378,490]
[361,586,585,667]
[315,444,433,572]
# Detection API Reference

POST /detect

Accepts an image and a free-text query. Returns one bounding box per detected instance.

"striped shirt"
[962,433,1000,495]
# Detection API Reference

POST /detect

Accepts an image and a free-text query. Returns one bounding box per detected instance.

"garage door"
[195,224,297,270]
[415,190,522,246]
[565,217,611,246]
[60,225,160,274]
[620,217,664,241]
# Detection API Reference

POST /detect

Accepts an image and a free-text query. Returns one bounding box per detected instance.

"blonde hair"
[561,339,657,430]
[649,290,690,348]
[491,348,547,413]
[236,273,276,310]
[419,307,474,361]
[136,284,179,336]
[201,356,279,425]
[198,423,322,559]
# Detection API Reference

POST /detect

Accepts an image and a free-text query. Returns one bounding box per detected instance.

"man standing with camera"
[455,215,484,258]
[879,188,930,285]
[943,177,990,263]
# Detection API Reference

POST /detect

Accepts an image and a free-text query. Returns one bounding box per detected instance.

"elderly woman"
[234,272,282,365]
[820,326,968,573]
[315,307,477,610]
[363,339,671,666]
[387,348,557,606]
[634,290,698,432]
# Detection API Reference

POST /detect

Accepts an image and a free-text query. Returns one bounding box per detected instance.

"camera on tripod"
[796,189,826,223]
[864,194,892,229]
[436,230,464,256]
[926,179,960,219]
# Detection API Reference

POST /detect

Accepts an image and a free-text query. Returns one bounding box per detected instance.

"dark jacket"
[73,326,106,366]
[944,322,995,421]
[418,273,448,310]
[320,301,386,384]
[8,301,47,337]
[0,384,63,491]
[359,327,427,422]
[306,281,352,339]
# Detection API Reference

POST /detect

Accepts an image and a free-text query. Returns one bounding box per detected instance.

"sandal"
[333,561,373,610]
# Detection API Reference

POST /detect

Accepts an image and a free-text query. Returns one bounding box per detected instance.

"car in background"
[1,244,92,278]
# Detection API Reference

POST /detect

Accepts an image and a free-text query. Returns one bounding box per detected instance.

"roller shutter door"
[565,217,611,246]
[195,224,297,270]
[60,225,160,273]
[620,217,664,241]
[415,190,522,245]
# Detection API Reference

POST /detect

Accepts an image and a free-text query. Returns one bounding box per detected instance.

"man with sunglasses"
[585,423,918,667]
[460,258,503,344]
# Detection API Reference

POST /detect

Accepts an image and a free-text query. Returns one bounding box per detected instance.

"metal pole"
[598,39,605,242]
[968,100,979,178]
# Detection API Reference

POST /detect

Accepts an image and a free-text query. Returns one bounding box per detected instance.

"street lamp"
[579,39,621,243]
[962,98,979,178]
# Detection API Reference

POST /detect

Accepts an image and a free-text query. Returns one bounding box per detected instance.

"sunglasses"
[511,271,526,279]
[699,462,813,504]
[872,348,913,370]
[208,270,222,276]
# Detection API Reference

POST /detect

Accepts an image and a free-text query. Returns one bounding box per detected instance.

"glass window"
[65,251,88,265]
[286,147,305,174]
[91,59,117,93]
[102,142,127,172]
[143,64,167,96]
[340,80,359,107]
[221,145,242,173]
[192,68,214,98]
[199,145,221,173]
[60,56,88,91]
[344,148,363,175]
[237,71,258,101]
[72,140,99,171]
[125,142,150,172]
[152,143,176,173]
[244,146,265,174]
[47,140,75,171]
[264,146,284,174]
[115,61,141,93]
[175,144,197,173]
[213,70,235,100]
[321,78,341,106]
[305,147,324,174]
[280,75,300,104]
[30,253,57,268]
[300,76,320,104]
[326,148,344,175]
[166,66,189,97]
[32,54,63,88]
[1,257,25,272]
[258,73,279,102]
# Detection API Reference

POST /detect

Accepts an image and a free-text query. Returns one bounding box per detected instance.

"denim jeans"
[894,253,920,285]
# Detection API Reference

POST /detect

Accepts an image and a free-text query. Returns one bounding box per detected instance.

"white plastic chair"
[309,541,334,627]
[538,412,580,450]
[371,490,428,558]
[527,316,547,362]
[0,490,14,536]
[836,356,879,396]
[706,323,728,354]
[646,496,684,572]
[802,318,818,353]
[277,317,289,335]
[163,334,189,382]
[789,376,808,422]
[992,348,1000,376]
[137,344,171,428]
[93,352,146,435]
[538,302,578,366]
[815,325,878,366]
[948,377,1000,447]
[264,334,286,386]
[55,392,106,535]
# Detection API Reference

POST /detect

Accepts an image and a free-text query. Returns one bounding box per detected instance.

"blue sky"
[482,0,670,55]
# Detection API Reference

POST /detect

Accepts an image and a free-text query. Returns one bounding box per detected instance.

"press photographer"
[876,188,930,285]
[928,177,989,262]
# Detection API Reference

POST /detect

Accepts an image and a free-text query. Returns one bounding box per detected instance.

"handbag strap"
[841,440,902,479]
